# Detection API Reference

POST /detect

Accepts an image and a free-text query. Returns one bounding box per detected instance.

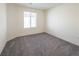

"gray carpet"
[1,32,79,56]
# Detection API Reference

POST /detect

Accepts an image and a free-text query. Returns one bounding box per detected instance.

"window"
[24,11,37,28]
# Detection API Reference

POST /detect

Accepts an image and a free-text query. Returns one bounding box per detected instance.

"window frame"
[24,11,37,28]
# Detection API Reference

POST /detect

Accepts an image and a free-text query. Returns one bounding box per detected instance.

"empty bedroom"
[1,3,79,56]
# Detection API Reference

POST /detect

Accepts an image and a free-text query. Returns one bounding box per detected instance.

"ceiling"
[17,3,63,10]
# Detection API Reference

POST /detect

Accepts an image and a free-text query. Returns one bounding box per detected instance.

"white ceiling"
[17,3,63,10]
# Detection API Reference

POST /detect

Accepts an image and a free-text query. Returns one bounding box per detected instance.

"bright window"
[24,12,37,28]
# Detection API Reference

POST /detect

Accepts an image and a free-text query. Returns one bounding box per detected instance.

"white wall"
[7,4,19,41]
[7,4,46,41]
[46,4,79,46]
[0,4,7,54]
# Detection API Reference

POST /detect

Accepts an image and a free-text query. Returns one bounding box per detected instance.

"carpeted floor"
[1,32,79,56]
